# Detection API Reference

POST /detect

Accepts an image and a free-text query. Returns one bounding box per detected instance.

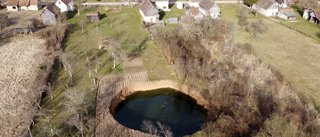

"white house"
[28,0,41,10]
[139,0,159,23]
[155,0,169,11]
[275,0,289,8]
[176,2,183,9]
[199,0,220,19]
[6,0,19,11]
[55,0,73,12]
[252,0,278,16]
[277,8,297,20]
[189,0,201,7]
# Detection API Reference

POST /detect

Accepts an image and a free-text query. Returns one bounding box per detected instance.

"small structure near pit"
[86,12,100,22]
[41,3,60,25]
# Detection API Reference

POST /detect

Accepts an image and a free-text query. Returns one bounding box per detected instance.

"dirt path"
[95,54,154,136]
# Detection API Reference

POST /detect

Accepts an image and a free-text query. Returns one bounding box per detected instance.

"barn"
[86,12,100,22]
[41,3,60,25]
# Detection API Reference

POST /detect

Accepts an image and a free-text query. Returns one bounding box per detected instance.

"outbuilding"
[139,0,159,23]
[86,12,100,22]
[6,0,19,11]
[41,3,60,25]
[277,8,297,20]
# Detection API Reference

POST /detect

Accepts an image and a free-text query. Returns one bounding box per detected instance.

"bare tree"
[90,28,103,49]
[238,7,249,28]
[73,0,82,15]
[57,49,73,83]
[105,38,125,68]
[141,120,158,135]
[246,19,268,38]
[156,122,173,137]
[79,18,86,34]
[46,83,54,100]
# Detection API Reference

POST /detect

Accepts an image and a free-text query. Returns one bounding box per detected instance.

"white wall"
[56,0,69,12]
[7,6,18,11]
[199,7,208,16]
[253,4,278,16]
[28,5,39,10]
[177,2,183,9]
[155,1,169,11]
[21,6,28,10]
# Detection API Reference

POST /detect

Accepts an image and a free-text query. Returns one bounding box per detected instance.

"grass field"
[32,6,176,136]
[220,4,320,108]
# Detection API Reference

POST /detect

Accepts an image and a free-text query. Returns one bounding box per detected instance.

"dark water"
[114,88,206,137]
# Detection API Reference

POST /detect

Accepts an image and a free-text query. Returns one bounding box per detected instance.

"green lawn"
[32,6,176,136]
[161,4,185,20]
[220,4,320,108]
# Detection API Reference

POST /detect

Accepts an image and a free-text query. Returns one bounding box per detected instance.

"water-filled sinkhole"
[113,88,207,136]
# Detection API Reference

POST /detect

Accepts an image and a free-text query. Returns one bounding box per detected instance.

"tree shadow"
[130,38,148,54]
[100,14,107,20]
[66,10,78,20]
[159,11,166,20]
[291,5,303,17]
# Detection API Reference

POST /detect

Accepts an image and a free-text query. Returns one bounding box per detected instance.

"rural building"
[6,0,19,11]
[28,0,41,10]
[139,0,159,23]
[309,10,320,24]
[155,0,169,11]
[199,0,220,19]
[252,0,278,16]
[6,0,41,11]
[303,7,313,20]
[277,8,297,20]
[55,0,73,12]
[19,0,29,10]
[187,6,204,21]
[189,0,201,7]
[41,3,60,25]
[275,0,289,8]
[86,12,100,22]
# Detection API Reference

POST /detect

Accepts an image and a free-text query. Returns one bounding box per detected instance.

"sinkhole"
[110,87,208,137]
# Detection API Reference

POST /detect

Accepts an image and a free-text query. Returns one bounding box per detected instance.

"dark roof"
[30,0,37,5]
[189,6,200,16]
[199,0,214,11]
[46,3,60,15]
[315,10,320,19]
[139,0,158,16]
[254,0,274,10]
[60,0,71,5]
[18,0,29,6]
[6,0,18,6]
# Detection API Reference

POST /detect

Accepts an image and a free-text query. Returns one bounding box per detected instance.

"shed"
[155,0,169,11]
[252,0,278,16]
[18,0,29,10]
[41,3,60,25]
[277,8,297,20]
[176,2,183,9]
[199,0,220,19]
[188,6,204,21]
[6,0,19,11]
[86,12,100,22]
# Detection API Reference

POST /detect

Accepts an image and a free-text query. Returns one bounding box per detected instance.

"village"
[1,0,320,136]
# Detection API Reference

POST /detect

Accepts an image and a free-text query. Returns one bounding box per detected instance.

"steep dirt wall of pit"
[110,80,211,116]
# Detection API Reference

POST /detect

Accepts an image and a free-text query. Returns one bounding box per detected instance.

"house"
[187,6,204,21]
[252,0,278,16]
[309,10,320,24]
[41,3,60,25]
[19,0,29,10]
[28,0,41,10]
[55,0,73,12]
[303,7,313,20]
[199,0,220,19]
[155,0,169,11]
[176,2,183,9]
[277,8,297,20]
[139,0,159,23]
[189,0,201,7]
[86,12,100,22]
[6,0,19,11]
